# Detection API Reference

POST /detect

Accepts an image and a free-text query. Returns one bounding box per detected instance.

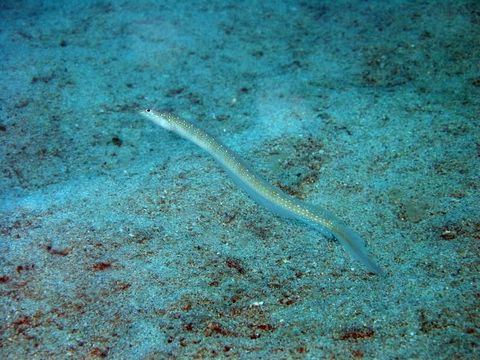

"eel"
[140,109,383,275]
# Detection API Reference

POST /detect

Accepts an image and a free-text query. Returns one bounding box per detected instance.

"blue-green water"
[0,0,478,358]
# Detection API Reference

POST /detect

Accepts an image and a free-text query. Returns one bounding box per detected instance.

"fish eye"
[146,109,151,112]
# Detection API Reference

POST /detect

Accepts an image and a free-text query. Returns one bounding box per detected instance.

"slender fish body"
[140,109,383,274]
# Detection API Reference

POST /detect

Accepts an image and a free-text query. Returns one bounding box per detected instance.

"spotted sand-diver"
[140,109,383,275]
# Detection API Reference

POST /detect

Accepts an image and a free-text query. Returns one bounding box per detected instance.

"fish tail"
[330,222,384,275]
